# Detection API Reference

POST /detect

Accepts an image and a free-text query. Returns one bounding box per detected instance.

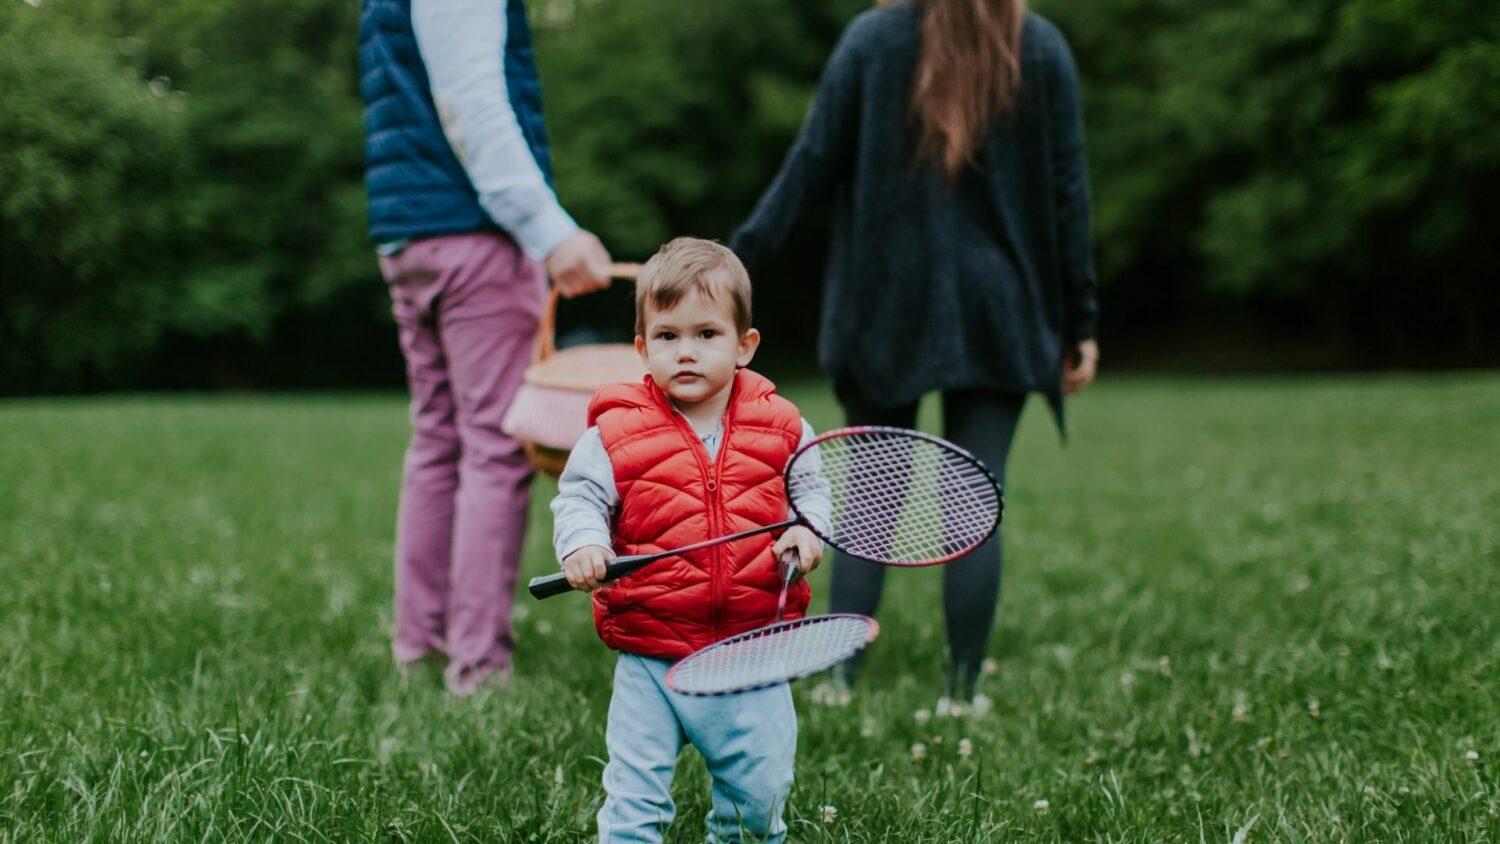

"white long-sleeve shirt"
[409,0,577,259]
[552,416,831,564]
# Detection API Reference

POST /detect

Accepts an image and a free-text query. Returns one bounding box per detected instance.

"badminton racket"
[529,425,1003,599]
[664,613,879,696]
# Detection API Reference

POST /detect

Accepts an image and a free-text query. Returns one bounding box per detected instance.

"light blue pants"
[597,652,796,843]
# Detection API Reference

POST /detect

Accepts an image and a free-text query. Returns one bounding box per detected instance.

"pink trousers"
[380,232,544,694]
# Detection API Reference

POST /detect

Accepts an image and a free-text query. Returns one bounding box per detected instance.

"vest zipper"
[707,401,735,642]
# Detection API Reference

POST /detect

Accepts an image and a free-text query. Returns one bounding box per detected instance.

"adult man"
[359,0,611,694]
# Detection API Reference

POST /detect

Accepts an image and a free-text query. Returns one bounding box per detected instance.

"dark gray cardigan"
[730,4,1098,428]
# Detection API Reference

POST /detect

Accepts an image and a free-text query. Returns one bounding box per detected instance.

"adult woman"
[730,0,1100,704]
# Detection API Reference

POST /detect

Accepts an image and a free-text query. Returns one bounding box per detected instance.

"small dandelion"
[820,805,837,824]
[911,742,927,761]
[932,733,944,745]
[1033,799,1050,814]
[1466,750,1480,761]
[1307,698,1320,717]
[810,682,852,707]
[958,738,973,758]
[982,657,1000,676]
[914,708,931,725]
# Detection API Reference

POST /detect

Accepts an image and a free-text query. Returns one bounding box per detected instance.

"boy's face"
[635,288,759,408]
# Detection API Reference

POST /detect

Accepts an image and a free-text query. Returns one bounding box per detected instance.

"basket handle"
[535,262,643,363]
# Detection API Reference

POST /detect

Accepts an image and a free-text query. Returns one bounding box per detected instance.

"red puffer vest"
[588,369,811,660]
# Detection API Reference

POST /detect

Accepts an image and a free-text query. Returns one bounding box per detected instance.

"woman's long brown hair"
[902,0,1027,179]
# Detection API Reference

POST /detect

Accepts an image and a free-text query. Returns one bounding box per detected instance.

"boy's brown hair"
[635,237,752,336]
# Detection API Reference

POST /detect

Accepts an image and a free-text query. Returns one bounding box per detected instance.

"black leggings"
[829,388,1026,697]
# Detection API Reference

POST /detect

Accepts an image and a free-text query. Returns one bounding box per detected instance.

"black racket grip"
[527,553,653,600]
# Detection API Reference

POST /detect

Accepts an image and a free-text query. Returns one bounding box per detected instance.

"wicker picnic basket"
[503,264,644,478]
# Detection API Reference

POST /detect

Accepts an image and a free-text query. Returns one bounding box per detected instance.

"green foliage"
[0,11,191,391]
[2,0,1498,391]
[2,376,1498,837]
[1047,0,1500,358]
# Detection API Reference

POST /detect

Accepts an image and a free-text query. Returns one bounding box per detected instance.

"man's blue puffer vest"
[359,0,553,244]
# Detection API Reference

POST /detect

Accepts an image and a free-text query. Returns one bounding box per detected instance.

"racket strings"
[668,615,875,695]
[789,431,1000,565]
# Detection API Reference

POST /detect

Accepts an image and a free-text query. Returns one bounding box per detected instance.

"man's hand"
[562,545,613,592]
[772,526,823,575]
[1062,338,1099,396]
[546,230,613,298]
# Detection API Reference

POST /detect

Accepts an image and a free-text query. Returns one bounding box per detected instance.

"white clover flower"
[1363,785,1377,798]
[1466,750,1480,761]
[860,717,877,738]
[958,738,973,758]
[914,708,931,725]
[970,693,993,716]
[982,657,1000,676]
[911,742,927,761]
[1307,698,1320,717]
[1232,701,1251,723]
[935,697,953,717]
[554,764,565,786]
[820,805,837,823]
[1119,672,1136,692]
[810,682,852,707]
[1033,799,1050,813]
[535,619,553,635]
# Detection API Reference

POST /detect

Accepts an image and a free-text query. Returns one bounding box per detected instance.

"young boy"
[551,237,825,842]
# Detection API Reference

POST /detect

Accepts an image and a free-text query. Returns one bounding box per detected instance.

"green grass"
[2,374,1498,841]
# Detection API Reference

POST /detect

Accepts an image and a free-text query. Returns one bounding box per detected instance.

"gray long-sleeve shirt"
[406,0,577,259]
[552,416,828,564]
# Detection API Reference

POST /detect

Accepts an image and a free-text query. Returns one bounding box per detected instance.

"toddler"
[551,237,825,842]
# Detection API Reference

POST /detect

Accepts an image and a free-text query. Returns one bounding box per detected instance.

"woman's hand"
[562,545,613,592]
[772,526,824,575]
[1062,339,1099,395]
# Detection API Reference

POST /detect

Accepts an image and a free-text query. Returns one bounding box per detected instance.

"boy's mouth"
[672,371,702,382]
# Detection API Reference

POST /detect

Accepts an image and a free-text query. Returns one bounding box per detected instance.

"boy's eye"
[698,329,718,340]
[657,331,676,341]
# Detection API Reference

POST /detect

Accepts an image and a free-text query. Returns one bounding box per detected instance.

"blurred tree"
[0,10,192,391]
[1,0,1497,392]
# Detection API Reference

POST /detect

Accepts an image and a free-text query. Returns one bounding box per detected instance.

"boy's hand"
[772,526,823,575]
[562,545,614,592]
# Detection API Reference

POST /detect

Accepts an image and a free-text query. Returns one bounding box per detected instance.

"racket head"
[785,426,1003,568]
[665,614,879,696]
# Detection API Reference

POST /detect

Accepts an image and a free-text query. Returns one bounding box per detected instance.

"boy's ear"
[735,328,761,369]
[635,334,648,363]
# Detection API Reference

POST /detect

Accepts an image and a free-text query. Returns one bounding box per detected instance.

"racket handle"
[780,548,802,584]
[527,553,655,600]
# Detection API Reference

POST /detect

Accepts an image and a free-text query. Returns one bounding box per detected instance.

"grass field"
[2,375,1498,841]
